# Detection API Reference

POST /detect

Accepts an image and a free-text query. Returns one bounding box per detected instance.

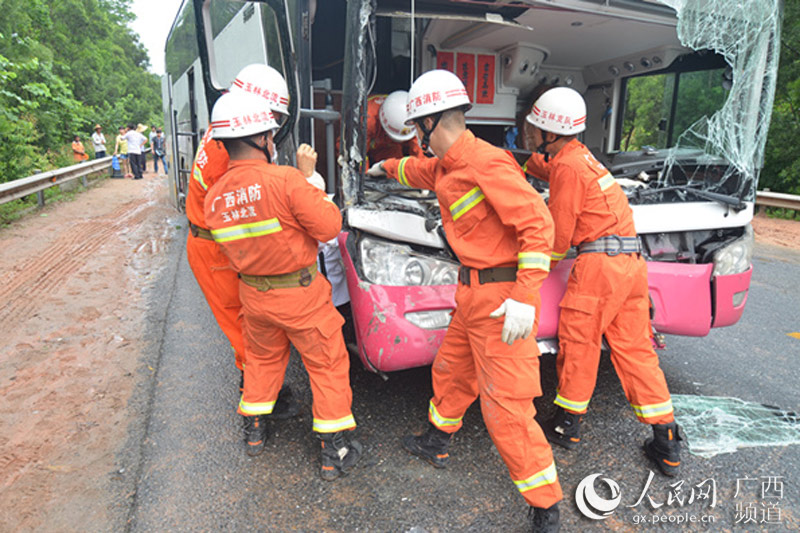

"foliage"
[0,0,162,184]
[762,1,800,195]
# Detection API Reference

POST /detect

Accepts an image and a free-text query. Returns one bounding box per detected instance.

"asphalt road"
[123,232,800,532]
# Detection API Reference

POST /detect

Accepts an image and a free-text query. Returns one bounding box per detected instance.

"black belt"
[458,265,517,286]
[189,223,214,241]
[578,235,640,256]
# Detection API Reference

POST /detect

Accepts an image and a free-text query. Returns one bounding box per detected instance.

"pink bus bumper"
[340,233,751,372]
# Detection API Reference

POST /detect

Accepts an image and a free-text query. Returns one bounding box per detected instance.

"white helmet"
[526,87,586,135]
[210,92,279,140]
[405,69,471,125]
[230,63,290,116]
[379,91,415,142]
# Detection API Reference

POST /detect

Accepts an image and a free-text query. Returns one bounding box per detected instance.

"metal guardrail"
[0,156,113,208]
[755,191,800,211]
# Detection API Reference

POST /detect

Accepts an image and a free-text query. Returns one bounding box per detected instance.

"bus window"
[165,2,199,82]
[619,62,728,152]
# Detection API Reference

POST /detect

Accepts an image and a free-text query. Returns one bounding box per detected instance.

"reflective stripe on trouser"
[238,274,355,429]
[185,232,245,370]
[429,280,562,508]
[556,252,674,424]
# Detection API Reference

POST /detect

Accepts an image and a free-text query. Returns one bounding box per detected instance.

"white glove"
[306,171,326,191]
[489,298,536,345]
[366,161,386,177]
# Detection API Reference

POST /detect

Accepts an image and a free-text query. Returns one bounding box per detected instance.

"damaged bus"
[163,0,782,374]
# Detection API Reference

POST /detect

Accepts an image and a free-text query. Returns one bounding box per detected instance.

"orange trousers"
[555,252,674,424]
[185,233,245,370]
[237,274,356,433]
[429,275,562,509]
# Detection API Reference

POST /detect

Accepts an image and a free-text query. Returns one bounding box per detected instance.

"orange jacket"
[72,141,87,161]
[204,159,341,276]
[541,139,635,262]
[383,130,554,306]
[186,127,231,229]
[365,95,423,164]
[522,152,551,182]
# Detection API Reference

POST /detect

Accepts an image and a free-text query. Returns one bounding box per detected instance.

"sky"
[129,0,185,76]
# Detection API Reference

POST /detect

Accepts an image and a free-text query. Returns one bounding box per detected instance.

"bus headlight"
[359,235,459,286]
[712,224,753,276]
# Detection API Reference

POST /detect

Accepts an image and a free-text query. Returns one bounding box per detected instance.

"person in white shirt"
[123,123,147,180]
[91,125,107,158]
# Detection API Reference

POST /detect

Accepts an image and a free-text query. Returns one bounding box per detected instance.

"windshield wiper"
[635,184,747,211]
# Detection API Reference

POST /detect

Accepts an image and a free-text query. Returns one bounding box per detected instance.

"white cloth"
[91,132,106,152]
[123,131,146,154]
[319,238,350,307]
[366,161,386,177]
[489,298,536,345]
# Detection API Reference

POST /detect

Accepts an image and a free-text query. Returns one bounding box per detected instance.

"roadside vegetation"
[0,0,161,185]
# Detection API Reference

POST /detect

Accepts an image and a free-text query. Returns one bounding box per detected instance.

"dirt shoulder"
[0,174,797,532]
[0,170,179,532]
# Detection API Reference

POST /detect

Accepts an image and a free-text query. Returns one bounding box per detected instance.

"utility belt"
[189,223,214,241]
[577,235,641,256]
[458,265,517,286]
[238,264,317,291]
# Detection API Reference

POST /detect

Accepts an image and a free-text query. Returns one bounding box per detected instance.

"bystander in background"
[91,125,107,158]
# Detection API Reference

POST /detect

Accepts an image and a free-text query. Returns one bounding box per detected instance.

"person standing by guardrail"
[124,123,146,180]
[91,125,107,159]
[71,135,88,162]
[114,126,132,178]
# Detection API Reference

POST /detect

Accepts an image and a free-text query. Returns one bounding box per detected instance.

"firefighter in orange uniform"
[365,91,424,164]
[368,70,562,532]
[185,64,303,414]
[523,87,681,476]
[204,91,362,480]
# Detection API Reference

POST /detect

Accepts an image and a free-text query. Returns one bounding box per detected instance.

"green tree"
[762,1,800,194]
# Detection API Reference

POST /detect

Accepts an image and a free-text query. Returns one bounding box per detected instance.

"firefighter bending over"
[204,91,363,480]
[524,87,681,477]
[368,70,562,533]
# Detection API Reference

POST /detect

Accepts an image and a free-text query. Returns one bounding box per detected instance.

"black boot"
[318,431,363,481]
[644,422,682,476]
[242,414,269,457]
[271,385,300,420]
[528,503,561,533]
[543,408,582,450]
[402,423,452,468]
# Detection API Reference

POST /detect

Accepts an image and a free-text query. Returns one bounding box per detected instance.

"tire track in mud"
[0,199,153,328]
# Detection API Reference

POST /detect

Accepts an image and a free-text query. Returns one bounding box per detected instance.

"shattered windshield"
[653,0,782,202]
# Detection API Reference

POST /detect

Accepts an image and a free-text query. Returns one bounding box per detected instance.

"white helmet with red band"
[211,92,279,140]
[229,63,290,116]
[379,91,415,142]
[526,87,586,135]
[405,69,472,125]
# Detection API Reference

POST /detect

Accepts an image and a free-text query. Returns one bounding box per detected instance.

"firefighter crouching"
[185,63,299,418]
[524,87,682,476]
[204,91,363,480]
[368,69,562,532]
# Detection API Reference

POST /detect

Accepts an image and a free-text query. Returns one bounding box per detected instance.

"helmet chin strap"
[415,113,443,153]
[536,131,559,162]
[242,133,272,163]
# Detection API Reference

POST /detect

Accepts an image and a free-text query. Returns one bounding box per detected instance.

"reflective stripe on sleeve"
[238,398,275,415]
[313,414,357,433]
[631,399,674,419]
[551,250,568,261]
[554,393,590,413]
[193,166,208,191]
[597,173,615,191]
[449,186,485,221]
[210,218,282,243]
[514,462,558,493]
[518,252,551,272]
[429,401,462,429]
[397,157,411,187]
